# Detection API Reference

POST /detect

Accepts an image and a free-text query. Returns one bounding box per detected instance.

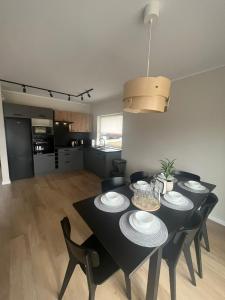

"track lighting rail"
[0,79,93,101]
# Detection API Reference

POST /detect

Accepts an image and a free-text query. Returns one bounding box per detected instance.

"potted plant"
[159,158,176,193]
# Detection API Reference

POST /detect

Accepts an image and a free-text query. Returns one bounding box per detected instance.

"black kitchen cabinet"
[84,148,121,178]
[58,148,83,172]
[3,103,53,119]
[5,117,34,180]
[33,153,55,176]
[3,103,31,118]
[29,106,53,119]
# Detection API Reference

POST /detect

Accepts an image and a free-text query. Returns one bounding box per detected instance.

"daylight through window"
[97,114,123,149]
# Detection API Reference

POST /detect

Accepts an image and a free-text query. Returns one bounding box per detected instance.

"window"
[97,114,123,149]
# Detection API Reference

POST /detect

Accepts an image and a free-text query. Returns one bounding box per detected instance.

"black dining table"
[73,178,216,300]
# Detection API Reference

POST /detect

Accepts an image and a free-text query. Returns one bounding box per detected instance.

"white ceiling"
[0,0,225,102]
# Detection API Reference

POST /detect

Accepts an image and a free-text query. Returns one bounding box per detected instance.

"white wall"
[91,67,225,225]
[3,90,91,113]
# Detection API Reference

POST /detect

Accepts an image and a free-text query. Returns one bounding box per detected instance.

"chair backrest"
[101,177,126,193]
[199,193,218,223]
[173,170,200,181]
[163,212,202,263]
[130,171,149,183]
[61,217,100,268]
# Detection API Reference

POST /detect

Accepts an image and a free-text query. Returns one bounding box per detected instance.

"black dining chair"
[162,212,202,300]
[101,177,126,193]
[199,193,218,253]
[130,171,149,184]
[173,170,200,181]
[59,217,131,300]
[192,193,218,279]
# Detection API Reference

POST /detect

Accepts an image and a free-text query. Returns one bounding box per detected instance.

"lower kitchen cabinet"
[57,148,83,172]
[84,148,121,178]
[33,153,55,176]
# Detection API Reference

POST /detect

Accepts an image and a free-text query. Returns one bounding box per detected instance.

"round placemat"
[161,195,194,211]
[119,210,168,248]
[178,181,209,194]
[94,194,130,213]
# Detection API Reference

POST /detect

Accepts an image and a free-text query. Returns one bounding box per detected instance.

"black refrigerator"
[5,117,34,181]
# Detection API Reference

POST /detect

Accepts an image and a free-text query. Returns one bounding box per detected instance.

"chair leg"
[194,236,203,278]
[168,263,177,300]
[124,273,131,300]
[88,284,96,300]
[59,259,76,300]
[183,246,196,286]
[202,222,210,252]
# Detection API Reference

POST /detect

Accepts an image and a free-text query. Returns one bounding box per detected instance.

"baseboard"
[2,179,11,185]
[208,215,225,227]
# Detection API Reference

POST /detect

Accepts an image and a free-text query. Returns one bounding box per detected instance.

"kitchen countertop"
[91,146,122,153]
[55,146,83,149]
[55,146,122,152]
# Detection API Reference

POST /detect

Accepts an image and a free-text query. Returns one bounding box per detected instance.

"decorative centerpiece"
[131,188,161,212]
[157,158,176,194]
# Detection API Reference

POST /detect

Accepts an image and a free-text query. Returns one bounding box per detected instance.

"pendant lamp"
[123,0,171,113]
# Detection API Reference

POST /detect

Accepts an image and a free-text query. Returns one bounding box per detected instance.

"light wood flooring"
[0,170,225,300]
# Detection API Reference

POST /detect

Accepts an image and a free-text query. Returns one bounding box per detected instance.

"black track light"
[22,85,27,93]
[48,90,53,97]
[0,79,93,101]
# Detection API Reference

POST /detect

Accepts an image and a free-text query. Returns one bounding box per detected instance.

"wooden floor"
[0,170,225,300]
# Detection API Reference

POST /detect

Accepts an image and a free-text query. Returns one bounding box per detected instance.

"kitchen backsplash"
[54,123,90,146]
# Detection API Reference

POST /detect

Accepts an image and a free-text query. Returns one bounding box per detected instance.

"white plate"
[101,192,124,207]
[184,181,206,191]
[164,191,187,206]
[129,213,160,234]
[133,181,150,190]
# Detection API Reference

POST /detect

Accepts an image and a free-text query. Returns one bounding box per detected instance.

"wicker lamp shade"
[123,76,171,113]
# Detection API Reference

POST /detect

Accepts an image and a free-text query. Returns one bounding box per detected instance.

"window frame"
[97,113,123,149]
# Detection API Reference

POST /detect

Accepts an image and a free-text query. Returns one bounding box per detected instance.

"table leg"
[146,247,162,300]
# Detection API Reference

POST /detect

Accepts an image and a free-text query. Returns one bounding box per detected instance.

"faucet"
[99,138,105,148]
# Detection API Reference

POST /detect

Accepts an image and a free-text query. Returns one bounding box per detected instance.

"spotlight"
[48,90,53,97]
[22,85,27,93]
[68,94,71,101]
[81,95,84,101]
[87,92,91,98]
[55,122,59,125]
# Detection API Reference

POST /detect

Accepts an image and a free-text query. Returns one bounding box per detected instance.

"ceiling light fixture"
[87,92,91,98]
[81,95,84,101]
[68,94,71,101]
[123,0,171,113]
[22,85,27,93]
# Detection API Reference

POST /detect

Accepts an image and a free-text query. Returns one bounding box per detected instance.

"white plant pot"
[166,181,174,192]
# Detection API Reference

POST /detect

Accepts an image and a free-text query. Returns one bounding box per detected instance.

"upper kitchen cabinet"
[54,110,92,132]
[3,103,53,119]
[69,112,92,133]
[3,102,31,118]
[29,106,53,119]
[54,110,73,122]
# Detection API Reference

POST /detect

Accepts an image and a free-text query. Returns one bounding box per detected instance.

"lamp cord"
[146,19,153,77]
